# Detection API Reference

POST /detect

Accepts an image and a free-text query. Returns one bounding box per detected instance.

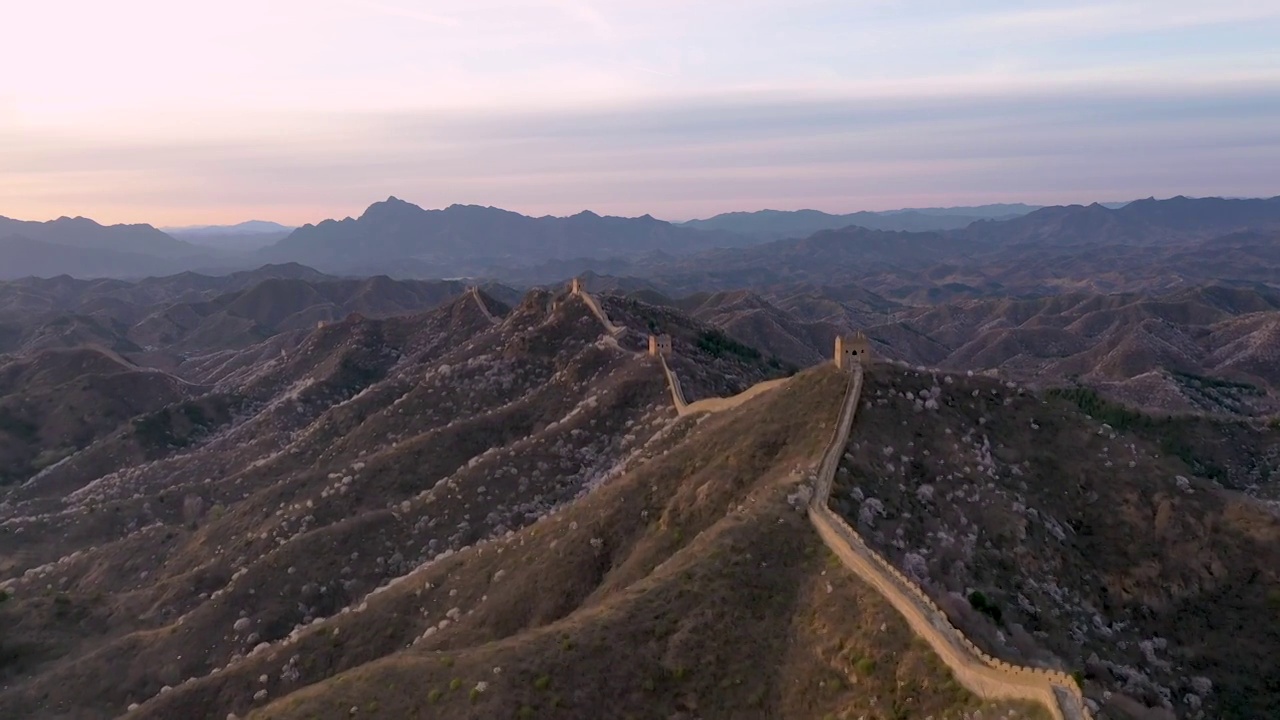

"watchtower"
[316,320,328,330]
[648,334,672,357]
[835,332,874,369]
[570,278,582,295]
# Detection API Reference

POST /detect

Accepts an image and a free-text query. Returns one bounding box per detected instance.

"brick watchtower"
[835,332,873,369]
[648,334,672,357]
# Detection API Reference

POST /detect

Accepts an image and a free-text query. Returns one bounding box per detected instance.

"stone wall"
[807,365,1092,720]
[574,285,623,337]
[658,354,689,412]
[470,287,499,326]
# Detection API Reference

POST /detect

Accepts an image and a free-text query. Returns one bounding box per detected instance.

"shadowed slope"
[831,364,1280,719]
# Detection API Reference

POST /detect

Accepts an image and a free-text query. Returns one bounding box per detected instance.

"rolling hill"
[1,284,1277,718]
[0,267,520,363]
[0,216,200,258]
[678,203,1044,240]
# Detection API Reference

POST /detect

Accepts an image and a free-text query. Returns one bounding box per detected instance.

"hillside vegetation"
[4,279,1277,719]
[830,364,1280,719]
[0,288,1046,719]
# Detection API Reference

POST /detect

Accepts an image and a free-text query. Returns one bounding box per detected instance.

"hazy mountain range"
[162,221,294,236]
[7,196,1269,299]
[8,196,1248,282]
[163,221,296,253]
[677,202,1056,239]
[537,197,1280,300]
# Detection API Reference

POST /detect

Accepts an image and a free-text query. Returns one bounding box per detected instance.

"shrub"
[967,590,1003,624]
[1171,370,1264,395]
[1049,386,1231,480]
[427,688,442,704]
[534,675,552,691]
[853,657,876,676]
[1047,387,1150,432]
[695,330,761,361]
[0,409,37,440]
[449,678,462,691]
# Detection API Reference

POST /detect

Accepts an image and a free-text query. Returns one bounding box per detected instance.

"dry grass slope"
[126,366,1040,720]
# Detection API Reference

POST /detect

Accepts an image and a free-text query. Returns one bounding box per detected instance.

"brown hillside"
[109,367,1039,720]
[0,348,191,486]
[830,363,1280,719]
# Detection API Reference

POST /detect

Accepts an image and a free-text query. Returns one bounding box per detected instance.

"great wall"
[562,280,1093,720]
[808,365,1090,720]
[468,285,500,326]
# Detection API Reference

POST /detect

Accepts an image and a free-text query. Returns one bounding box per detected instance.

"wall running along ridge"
[658,354,690,412]
[808,365,1092,720]
[581,285,1090,719]
[658,354,791,417]
[470,287,500,326]
[572,284,624,337]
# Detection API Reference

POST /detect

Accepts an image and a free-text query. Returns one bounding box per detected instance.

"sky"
[3,0,1280,226]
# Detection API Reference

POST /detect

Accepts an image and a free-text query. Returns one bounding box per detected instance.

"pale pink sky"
[3,0,1279,225]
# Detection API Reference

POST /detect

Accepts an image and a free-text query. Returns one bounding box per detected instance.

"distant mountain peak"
[360,196,426,221]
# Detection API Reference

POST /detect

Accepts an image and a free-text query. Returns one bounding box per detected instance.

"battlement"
[648,333,672,357]
[834,332,874,369]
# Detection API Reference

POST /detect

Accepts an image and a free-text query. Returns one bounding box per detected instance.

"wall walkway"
[658,354,689,411]
[575,285,790,419]
[470,287,500,326]
[807,365,1091,720]
[573,287,624,337]
[658,355,793,417]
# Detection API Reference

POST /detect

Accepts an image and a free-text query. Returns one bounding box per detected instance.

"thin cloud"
[6,83,1278,224]
[339,0,460,26]
[956,1,1280,36]
[541,0,616,39]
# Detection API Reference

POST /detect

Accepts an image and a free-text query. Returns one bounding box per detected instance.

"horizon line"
[11,193,1280,229]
